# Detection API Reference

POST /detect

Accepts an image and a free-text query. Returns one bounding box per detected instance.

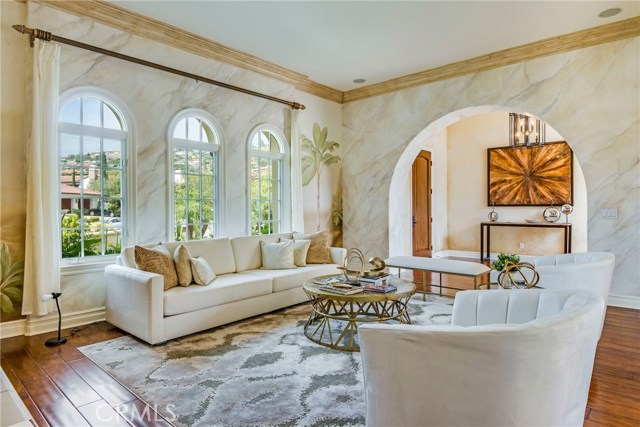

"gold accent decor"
[339,248,365,282]
[497,262,540,289]
[343,17,640,103]
[367,257,386,275]
[12,23,306,110]
[302,276,416,351]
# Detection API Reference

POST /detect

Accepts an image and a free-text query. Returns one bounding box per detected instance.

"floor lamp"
[42,292,66,346]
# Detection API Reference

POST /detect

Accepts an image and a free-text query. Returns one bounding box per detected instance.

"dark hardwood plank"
[68,358,137,407]
[22,376,90,427]
[38,355,103,407]
[2,362,51,427]
[588,409,640,426]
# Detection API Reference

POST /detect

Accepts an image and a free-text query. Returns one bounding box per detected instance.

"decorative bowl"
[525,219,542,223]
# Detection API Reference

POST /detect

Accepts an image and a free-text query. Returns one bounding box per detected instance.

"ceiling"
[111,1,639,91]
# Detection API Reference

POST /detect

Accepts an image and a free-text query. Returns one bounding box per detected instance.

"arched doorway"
[389,106,588,259]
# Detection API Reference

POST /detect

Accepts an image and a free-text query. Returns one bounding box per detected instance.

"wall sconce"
[509,113,546,147]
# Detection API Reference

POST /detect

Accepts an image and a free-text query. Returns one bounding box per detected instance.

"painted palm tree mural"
[301,123,341,231]
[0,241,23,314]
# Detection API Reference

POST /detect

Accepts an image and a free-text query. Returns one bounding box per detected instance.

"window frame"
[167,108,225,241]
[58,87,135,268]
[246,124,291,235]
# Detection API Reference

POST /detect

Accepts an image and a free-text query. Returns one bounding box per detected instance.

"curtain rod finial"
[292,102,306,110]
[12,24,26,34]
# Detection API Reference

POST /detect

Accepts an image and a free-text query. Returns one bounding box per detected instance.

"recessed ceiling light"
[353,78,366,84]
[599,8,622,18]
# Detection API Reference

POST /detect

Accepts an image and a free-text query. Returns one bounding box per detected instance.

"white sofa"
[359,289,605,427]
[105,233,345,344]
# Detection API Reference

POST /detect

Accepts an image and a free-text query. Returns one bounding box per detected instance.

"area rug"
[80,294,453,427]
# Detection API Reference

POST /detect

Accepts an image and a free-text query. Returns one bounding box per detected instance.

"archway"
[388,105,588,258]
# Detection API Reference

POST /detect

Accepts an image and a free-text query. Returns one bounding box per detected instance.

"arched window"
[58,93,129,259]
[169,109,223,241]
[248,125,290,235]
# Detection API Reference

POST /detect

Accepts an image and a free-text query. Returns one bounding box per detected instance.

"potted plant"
[492,253,520,272]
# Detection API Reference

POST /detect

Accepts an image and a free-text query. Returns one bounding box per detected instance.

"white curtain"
[22,40,61,316]
[290,108,305,232]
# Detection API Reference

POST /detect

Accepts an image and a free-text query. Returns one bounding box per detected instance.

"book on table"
[319,283,364,295]
[313,275,343,286]
[363,282,397,293]
[358,273,390,284]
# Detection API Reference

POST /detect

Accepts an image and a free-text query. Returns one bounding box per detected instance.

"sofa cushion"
[243,264,341,293]
[293,230,332,264]
[134,245,178,291]
[191,256,216,285]
[173,244,193,286]
[261,240,296,269]
[164,238,236,275]
[230,233,293,272]
[281,238,311,267]
[163,273,272,316]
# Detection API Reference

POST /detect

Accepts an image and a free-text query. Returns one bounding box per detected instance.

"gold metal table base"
[303,292,412,352]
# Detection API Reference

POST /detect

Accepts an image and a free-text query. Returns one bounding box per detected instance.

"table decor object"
[497,262,540,289]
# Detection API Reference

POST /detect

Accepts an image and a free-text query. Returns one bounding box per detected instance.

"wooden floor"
[1,271,639,426]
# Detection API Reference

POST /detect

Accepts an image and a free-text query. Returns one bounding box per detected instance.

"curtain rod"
[12,24,305,110]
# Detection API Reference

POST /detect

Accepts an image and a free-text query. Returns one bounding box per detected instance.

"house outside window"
[248,125,290,235]
[58,94,128,259]
[169,110,223,241]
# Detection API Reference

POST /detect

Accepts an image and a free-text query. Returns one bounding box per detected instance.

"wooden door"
[412,150,432,257]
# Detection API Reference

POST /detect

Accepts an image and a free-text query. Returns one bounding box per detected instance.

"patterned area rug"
[80,294,453,427]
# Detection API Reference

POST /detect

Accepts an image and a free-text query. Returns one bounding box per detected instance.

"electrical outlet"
[601,208,618,219]
[519,242,525,249]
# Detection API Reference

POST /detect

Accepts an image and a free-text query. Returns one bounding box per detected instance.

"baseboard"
[1,307,107,339]
[608,294,640,309]
[0,319,27,339]
[22,307,107,337]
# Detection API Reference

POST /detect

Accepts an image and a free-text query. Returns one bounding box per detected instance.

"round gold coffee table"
[302,276,416,352]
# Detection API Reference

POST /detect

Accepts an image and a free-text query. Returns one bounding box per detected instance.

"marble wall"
[0,2,341,320]
[343,38,639,302]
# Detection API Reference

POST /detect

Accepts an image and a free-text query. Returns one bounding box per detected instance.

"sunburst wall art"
[487,142,573,206]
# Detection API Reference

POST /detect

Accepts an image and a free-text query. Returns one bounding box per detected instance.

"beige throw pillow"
[134,245,178,290]
[191,257,216,285]
[292,230,333,264]
[260,240,296,270]
[280,238,311,267]
[173,244,193,287]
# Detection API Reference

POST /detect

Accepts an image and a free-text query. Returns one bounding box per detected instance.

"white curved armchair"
[359,290,605,427]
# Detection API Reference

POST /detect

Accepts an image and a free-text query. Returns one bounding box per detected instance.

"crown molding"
[30,2,638,106]
[34,0,343,103]
[343,17,640,103]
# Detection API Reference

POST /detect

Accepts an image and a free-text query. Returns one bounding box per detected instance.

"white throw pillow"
[280,238,311,267]
[260,240,296,270]
[190,257,216,285]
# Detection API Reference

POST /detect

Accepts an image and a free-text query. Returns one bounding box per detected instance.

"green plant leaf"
[0,241,10,280]
[2,286,22,302]
[302,157,317,186]
[1,294,14,313]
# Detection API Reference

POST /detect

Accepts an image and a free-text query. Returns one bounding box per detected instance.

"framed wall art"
[487,141,573,206]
